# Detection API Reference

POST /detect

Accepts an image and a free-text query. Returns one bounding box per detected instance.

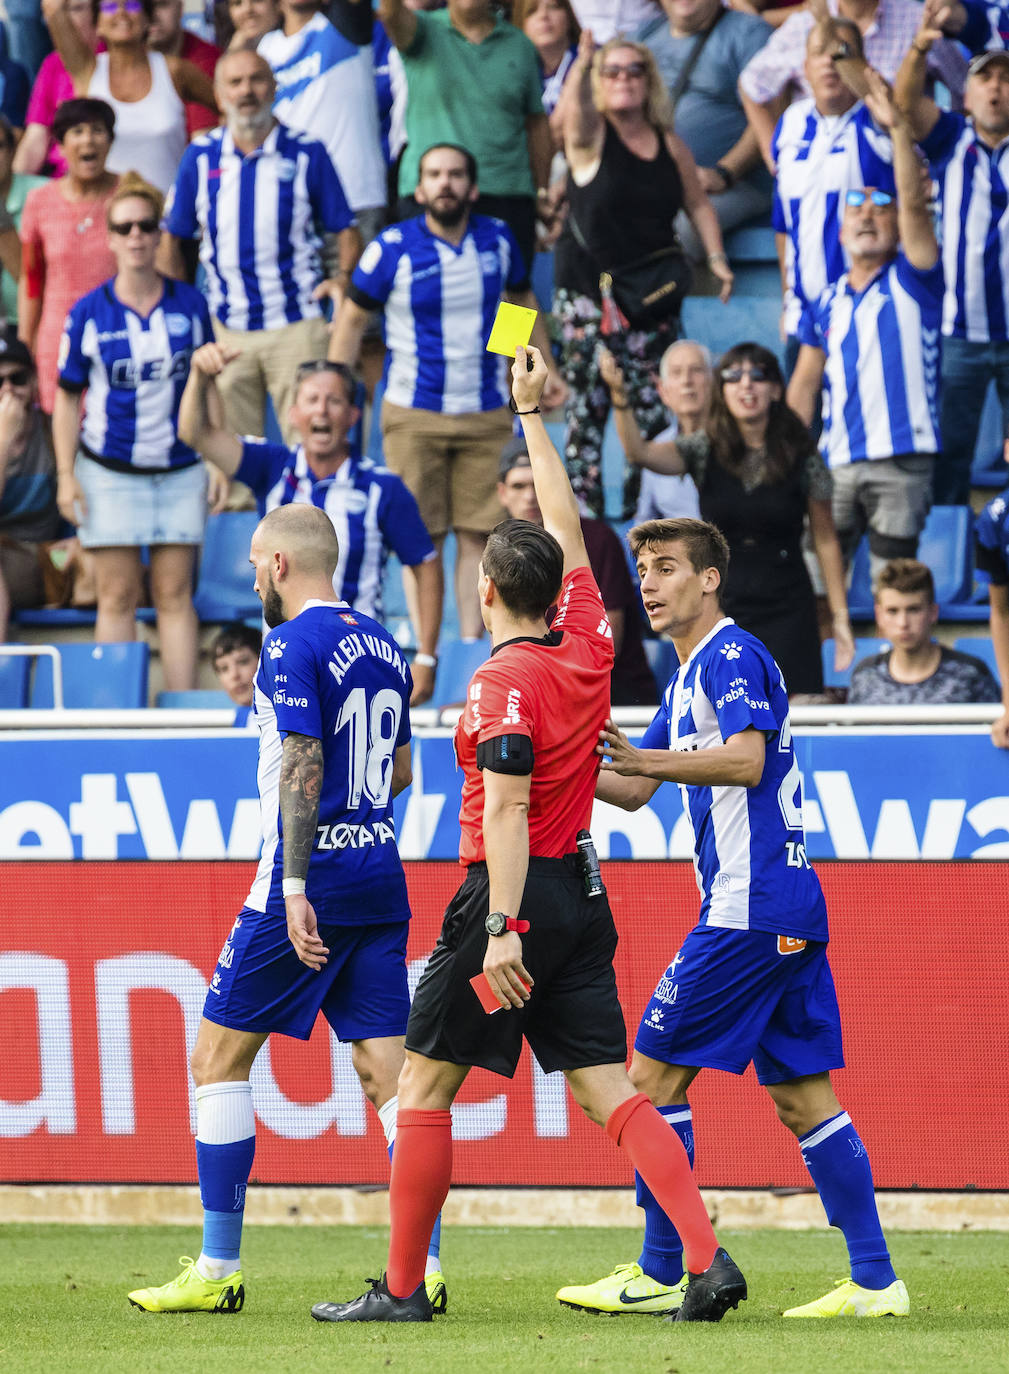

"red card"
[469,972,530,1015]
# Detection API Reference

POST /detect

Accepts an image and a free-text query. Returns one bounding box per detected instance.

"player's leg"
[555,1052,699,1314]
[127,1017,265,1314]
[564,1061,746,1323]
[755,947,908,1319]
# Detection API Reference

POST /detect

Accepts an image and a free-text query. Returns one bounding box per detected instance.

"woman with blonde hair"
[52,171,223,690]
[555,29,732,517]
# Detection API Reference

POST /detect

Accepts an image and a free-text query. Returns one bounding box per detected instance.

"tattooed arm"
[280,731,330,970]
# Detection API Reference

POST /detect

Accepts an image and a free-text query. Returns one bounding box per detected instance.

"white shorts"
[76,453,208,549]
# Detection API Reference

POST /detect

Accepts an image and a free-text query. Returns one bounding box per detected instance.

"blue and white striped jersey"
[57,277,212,469]
[163,122,354,332]
[259,13,386,213]
[348,214,529,414]
[959,0,1009,51]
[975,484,1009,585]
[248,601,412,924]
[772,99,894,336]
[234,439,435,619]
[641,618,827,940]
[797,252,944,467]
[919,110,1009,342]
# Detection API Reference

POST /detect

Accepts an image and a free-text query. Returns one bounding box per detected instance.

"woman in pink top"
[18,98,119,412]
[13,0,99,178]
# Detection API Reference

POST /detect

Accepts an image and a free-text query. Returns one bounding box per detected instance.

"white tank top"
[89,50,187,194]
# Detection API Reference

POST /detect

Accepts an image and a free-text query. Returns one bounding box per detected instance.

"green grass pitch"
[2,1224,1008,1374]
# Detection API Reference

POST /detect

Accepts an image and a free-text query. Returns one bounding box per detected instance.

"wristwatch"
[485,911,509,937]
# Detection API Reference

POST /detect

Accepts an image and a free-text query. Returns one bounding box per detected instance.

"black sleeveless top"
[556,120,685,302]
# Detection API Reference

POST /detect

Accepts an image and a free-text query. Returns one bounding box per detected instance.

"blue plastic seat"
[822,636,890,689]
[31,641,150,709]
[680,295,785,367]
[952,635,1002,685]
[193,511,262,622]
[0,653,30,708]
[643,637,678,690]
[431,638,491,709]
[157,689,234,708]
[919,505,972,607]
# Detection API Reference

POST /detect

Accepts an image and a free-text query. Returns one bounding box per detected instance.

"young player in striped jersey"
[127,503,446,1315]
[555,516,908,1321]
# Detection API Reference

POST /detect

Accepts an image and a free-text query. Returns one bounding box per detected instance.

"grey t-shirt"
[0,411,60,544]
[638,10,772,188]
[848,646,1001,705]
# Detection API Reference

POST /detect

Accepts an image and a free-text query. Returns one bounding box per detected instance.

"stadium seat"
[193,511,262,622]
[822,636,889,689]
[13,606,157,627]
[431,637,490,709]
[952,636,1002,685]
[0,653,30,708]
[680,295,785,367]
[366,375,386,463]
[531,249,554,311]
[919,505,972,607]
[30,641,150,709]
[846,537,874,620]
[156,689,235,708]
[970,384,1008,489]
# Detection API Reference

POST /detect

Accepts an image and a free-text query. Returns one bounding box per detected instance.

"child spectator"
[849,558,1002,705]
[211,621,261,707]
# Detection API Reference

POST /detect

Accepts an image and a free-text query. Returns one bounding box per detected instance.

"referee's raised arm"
[511,345,590,575]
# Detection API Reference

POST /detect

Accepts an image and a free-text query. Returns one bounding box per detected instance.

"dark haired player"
[311,348,746,1326]
[127,503,444,1313]
[555,517,908,1320]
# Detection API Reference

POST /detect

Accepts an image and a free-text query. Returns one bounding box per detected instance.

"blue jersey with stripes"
[234,439,435,619]
[975,485,1009,586]
[641,618,827,940]
[163,122,354,332]
[959,0,1009,50]
[797,251,943,467]
[348,213,529,413]
[919,110,1009,342]
[772,98,894,336]
[247,601,412,924]
[57,277,212,469]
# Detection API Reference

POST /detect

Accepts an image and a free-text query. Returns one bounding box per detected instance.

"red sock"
[386,1108,452,1299]
[607,1093,717,1275]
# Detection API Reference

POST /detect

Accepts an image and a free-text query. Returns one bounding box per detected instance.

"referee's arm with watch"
[481,767,535,1010]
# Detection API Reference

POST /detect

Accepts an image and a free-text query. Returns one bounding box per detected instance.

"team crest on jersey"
[480,250,501,276]
[339,612,359,625]
[678,686,693,718]
[165,313,191,337]
[267,639,286,659]
[720,641,743,661]
[276,158,297,182]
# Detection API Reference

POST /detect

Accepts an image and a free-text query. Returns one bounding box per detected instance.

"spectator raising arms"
[18,98,119,413]
[146,0,221,139]
[41,0,218,193]
[52,173,219,689]
[555,30,731,517]
[602,341,854,694]
[13,0,97,179]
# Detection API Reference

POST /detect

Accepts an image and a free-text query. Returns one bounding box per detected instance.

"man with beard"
[177,350,442,704]
[329,143,566,642]
[892,11,1009,504]
[159,49,362,445]
[127,502,431,1314]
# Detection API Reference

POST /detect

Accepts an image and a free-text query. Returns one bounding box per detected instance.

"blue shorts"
[202,906,411,1042]
[634,925,844,1085]
[76,453,208,547]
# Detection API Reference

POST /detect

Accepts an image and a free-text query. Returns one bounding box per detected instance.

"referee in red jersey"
[312,346,746,1326]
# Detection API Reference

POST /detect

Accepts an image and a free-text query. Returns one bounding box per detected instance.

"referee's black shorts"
[405,856,628,1078]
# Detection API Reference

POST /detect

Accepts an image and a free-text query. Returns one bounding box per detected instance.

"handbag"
[568,212,692,329]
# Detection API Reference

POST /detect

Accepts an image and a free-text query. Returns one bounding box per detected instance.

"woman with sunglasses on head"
[41,0,217,193]
[555,29,733,519]
[18,97,120,413]
[51,172,222,690]
[601,340,854,695]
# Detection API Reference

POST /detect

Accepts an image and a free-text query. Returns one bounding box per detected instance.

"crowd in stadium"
[0,0,1008,737]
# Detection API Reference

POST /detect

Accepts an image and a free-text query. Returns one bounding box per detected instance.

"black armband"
[476,733,535,775]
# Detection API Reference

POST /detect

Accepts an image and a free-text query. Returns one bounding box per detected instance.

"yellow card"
[486,300,537,357]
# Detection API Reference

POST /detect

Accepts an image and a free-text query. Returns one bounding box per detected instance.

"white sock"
[196,1254,239,1280]
[377,1093,398,1147]
[425,1254,442,1277]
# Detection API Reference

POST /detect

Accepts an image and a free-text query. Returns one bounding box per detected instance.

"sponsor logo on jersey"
[501,687,522,726]
[777,935,807,956]
[720,641,743,661]
[274,691,309,708]
[267,639,286,659]
[315,820,397,850]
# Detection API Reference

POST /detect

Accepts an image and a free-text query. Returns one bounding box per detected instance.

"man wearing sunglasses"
[891,11,1009,505]
[179,350,442,705]
[787,66,941,588]
[772,19,895,368]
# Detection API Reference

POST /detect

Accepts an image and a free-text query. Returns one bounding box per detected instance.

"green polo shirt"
[399,9,543,199]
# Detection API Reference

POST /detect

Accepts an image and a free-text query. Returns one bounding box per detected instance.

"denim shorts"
[75,453,208,548]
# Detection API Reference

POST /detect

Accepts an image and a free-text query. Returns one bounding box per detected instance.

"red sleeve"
[470,658,536,745]
[550,565,616,667]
